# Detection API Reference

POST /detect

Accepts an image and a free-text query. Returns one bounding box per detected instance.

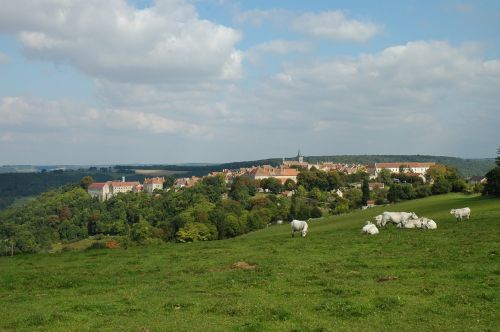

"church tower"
[297,149,303,163]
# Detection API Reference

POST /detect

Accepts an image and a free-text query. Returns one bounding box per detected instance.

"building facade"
[143,177,164,193]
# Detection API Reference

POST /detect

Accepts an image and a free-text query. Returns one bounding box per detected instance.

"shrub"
[431,177,452,195]
[88,241,107,250]
[311,206,323,218]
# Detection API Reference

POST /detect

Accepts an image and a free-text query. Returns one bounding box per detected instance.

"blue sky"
[0,0,499,164]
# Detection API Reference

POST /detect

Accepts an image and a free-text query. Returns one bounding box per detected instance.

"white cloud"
[223,41,500,157]
[0,96,210,137]
[234,9,290,27]
[293,11,380,42]
[0,0,243,83]
[235,9,380,42]
[254,40,312,54]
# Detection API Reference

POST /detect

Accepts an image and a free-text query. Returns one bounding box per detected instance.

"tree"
[260,178,283,194]
[483,167,500,196]
[496,146,500,167]
[361,178,370,205]
[431,176,452,195]
[163,176,175,188]
[80,176,94,190]
[130,219,153,244]
[482,146,500,196]
[283,179,296,191]
[377,169,392,186]
[229,176,256,204]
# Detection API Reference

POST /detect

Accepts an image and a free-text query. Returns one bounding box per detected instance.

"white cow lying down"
[291,219,308,237]
[450,207,471,221]
[381,211,418,227]
[398,217,437,229]
[362,221,379,235]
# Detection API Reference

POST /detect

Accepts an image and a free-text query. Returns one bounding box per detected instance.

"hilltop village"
[87,152,438,203]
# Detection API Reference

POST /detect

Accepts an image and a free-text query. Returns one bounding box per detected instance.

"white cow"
[450,207,471,221]
[397,219,416,229]
[291,220,309,237]
[408,217,436,229]
[362,221,379,235]
[420,218,437,229]
[381,212,418,227]
[374,215,383,227]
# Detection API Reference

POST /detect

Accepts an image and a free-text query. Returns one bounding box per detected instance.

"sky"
[0,0,499,165]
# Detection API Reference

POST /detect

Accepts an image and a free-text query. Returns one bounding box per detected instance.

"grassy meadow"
[0,193,499,331]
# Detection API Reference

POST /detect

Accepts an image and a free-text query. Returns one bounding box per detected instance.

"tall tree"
[361,178,370,205]
[79,176,94,190]
[496,146,500,167]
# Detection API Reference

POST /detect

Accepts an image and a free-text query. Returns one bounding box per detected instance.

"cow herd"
[362,207,471,235]
[291,207,471,237]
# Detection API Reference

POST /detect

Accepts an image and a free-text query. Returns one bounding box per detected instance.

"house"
[245,166,299,184]
[143,177,164,193]
[467,176,487,185]
[88,182,111,201]
[88,178,140,201]
[174,176,200,188]
[372,162,435,176]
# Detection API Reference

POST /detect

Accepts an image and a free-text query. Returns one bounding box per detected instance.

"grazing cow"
[362,221,379,235]
[381,212,418,227]
[374,214,383,227]
[450,207,471,221]
[291,219,309,237]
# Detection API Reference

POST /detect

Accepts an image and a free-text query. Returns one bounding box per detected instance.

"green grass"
[0,193,499,331]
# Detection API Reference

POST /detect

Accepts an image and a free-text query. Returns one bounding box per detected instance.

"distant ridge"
[116,155,495,178]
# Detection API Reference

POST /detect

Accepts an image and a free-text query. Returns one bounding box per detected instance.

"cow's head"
[450,209,456,214]
[410,212,418,219]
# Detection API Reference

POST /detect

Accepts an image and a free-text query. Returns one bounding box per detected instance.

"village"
[87,152,440,204]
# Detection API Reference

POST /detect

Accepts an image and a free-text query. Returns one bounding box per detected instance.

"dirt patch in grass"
[231,262,257,270]
[377,275,399,282]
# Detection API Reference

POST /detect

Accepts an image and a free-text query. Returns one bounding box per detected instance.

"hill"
[0,193,498,331]
[116,155,494,178]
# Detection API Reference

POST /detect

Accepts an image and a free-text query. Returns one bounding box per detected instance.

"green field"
[0,194,499,331]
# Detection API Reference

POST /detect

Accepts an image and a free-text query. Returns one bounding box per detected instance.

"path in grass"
[0,194,499,331]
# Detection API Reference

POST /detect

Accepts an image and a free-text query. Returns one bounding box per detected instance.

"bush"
[451,179,467,192]
[415,185,431,198]
[431,177,452,195]
[311,206,323,218]
[176,223,213,242]
[88,241,107,250]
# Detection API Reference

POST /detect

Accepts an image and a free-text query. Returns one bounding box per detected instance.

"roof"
[110,181,140,187]
[144,177,164,184]
[375,162,435,168]
[88,182,108,190]
[280,168,299,176]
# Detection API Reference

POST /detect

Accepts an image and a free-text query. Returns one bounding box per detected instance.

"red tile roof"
[88,182,108,190]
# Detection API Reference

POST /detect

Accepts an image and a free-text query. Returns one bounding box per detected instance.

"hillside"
[0,193,498,331]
